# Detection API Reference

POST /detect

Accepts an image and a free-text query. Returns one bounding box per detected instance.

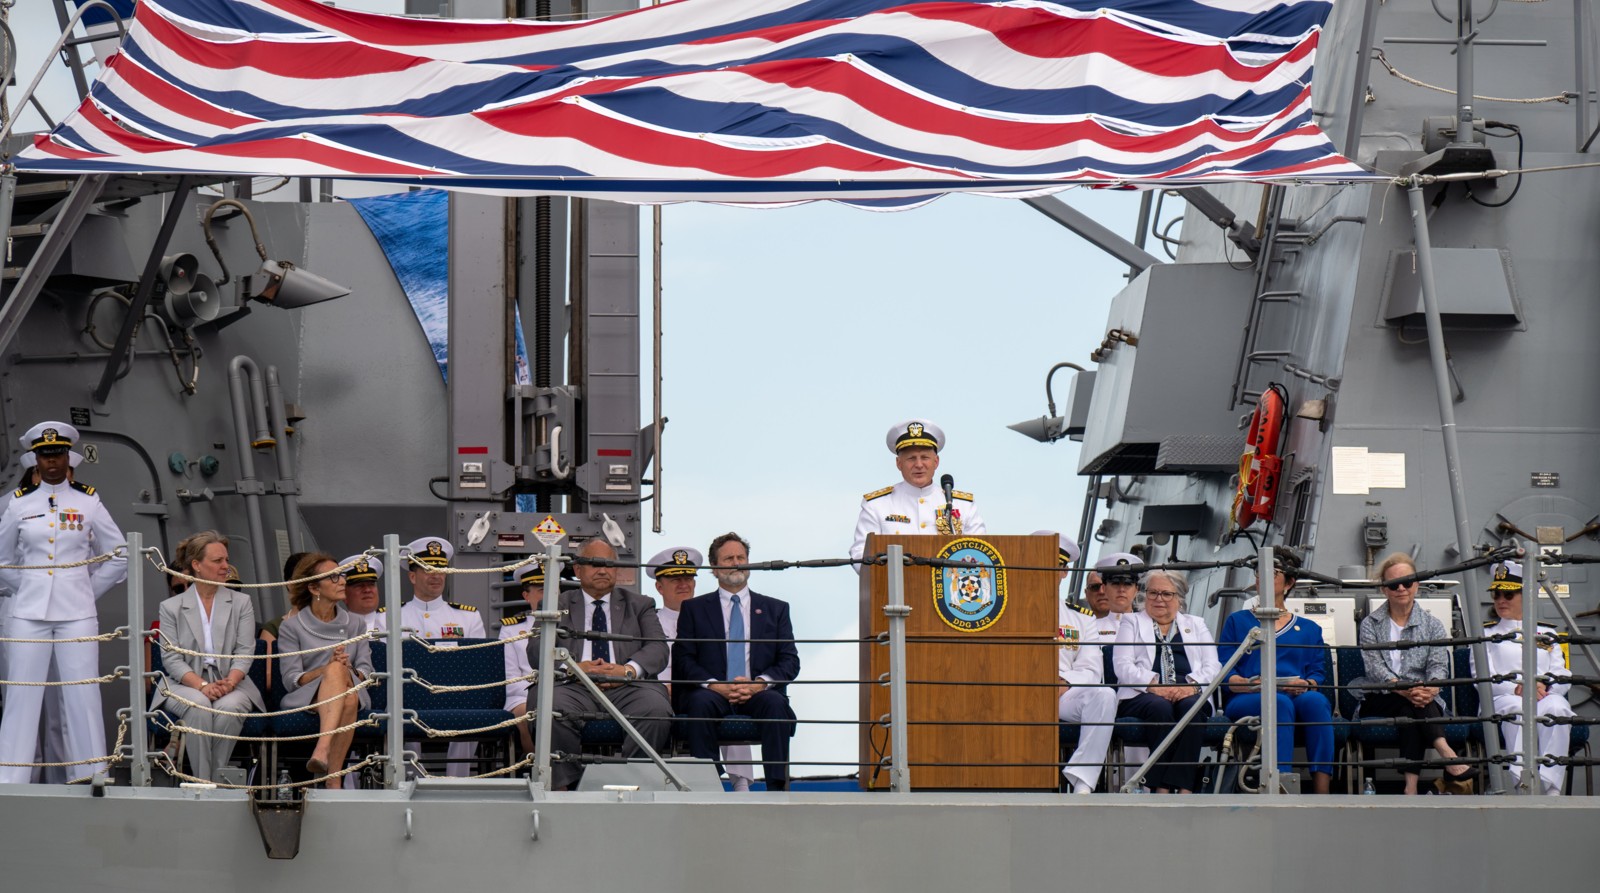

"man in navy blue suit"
[673,532,801,791]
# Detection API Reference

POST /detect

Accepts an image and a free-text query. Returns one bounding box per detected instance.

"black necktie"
[591,598,611,662]
[1102,643,1118,687]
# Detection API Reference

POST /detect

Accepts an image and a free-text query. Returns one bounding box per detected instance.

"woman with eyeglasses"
[1471,559,1572,794]
[1216,547,1335,794]
[1113,570,1219,793]
[276,552,372,786]
[1354,552,1474,794]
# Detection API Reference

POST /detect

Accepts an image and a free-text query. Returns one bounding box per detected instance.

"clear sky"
[13,0,1149,775]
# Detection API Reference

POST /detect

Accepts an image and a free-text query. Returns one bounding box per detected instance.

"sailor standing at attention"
[0,421,128,783]
[399,536,482,776]
[850,419,986,570]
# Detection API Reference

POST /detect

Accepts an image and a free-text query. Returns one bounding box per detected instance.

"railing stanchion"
[885,545,911,793]
[532,543,562,791]
[1520,546,1542,794]
[127,531,150,786]
[382,534,406,788]
[1254,546,1280,795]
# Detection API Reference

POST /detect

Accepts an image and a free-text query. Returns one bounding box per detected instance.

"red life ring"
[1231,383,1287,529]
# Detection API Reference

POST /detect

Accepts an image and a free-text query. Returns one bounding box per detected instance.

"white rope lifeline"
[0,547,126,571]
[1373,49,1574,104]
[0,628,126,645]
[0,667,125,687]
[154,713,378,743]
[155,627,377,661]
[410,712,532,739]
[0,718,125,768]
[145,549,362,590]
[156,676,377,719]
[155,753,379,791]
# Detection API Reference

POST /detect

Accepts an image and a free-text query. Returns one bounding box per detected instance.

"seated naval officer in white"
[647,546,757,792]
[0,421,128,784]
[399,536,482,776]
[152,531,264,782]
[528,538,671,791]
[341,555,384,633]
[850,419,987,571]
[1040,531,1116,795]
[501,562,554,754]
[1472,560,1575,794]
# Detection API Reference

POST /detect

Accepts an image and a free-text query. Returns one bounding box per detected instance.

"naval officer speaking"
[0,421,127,783]
[850,419,986,571]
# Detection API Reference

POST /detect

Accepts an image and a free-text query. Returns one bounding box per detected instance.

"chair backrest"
[249,639,278,711]
[369,638,506,712]
[1335,646,1364,718]
[1450,646,1477,716]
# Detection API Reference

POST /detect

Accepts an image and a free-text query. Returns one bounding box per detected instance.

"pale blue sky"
[14,1,1149,774]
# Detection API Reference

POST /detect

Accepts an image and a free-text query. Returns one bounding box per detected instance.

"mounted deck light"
[1008,362,1091,443]
[202,198,351,309]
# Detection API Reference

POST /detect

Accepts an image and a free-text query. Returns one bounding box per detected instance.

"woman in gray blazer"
[277,552,372,787]
[153,531,264,782]
[1355,552,1476,794]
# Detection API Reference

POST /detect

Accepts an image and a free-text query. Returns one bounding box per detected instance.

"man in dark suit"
[673,532,801,791]
[527,538,671,790]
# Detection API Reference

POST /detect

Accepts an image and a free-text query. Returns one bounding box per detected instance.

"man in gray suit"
[529,539,671,790]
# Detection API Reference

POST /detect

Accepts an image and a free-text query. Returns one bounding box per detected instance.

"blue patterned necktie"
[727,594,747,678]
[590,598,611,662]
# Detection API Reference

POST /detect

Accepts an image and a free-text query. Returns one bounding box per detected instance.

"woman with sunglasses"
[1113,570,1219,793]
[1217,547,1335,794]
[1355,552,1474,794]
[277,552,372,786]
[1472,559,1573,794]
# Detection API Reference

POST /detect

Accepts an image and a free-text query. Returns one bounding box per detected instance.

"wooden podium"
[859,534,1058,790]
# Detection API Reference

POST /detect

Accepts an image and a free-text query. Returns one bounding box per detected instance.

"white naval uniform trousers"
[1057,604,1115,793]
[0,479,127,783]
[1475,619,1574,793]
[399,596,486,777]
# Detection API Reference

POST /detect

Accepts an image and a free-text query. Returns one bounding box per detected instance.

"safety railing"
[0,534,1592,797]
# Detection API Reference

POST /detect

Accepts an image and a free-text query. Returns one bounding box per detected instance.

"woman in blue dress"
[1217,547,1334,794]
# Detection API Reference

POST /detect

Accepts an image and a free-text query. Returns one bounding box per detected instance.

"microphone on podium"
[940,474,955,521]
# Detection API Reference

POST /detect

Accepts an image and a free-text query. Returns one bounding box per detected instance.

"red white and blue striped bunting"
[15,0,1376,206]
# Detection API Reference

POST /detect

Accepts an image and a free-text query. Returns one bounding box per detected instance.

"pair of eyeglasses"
[1144,590,1179,600]
[326,572,347,582]
[1383,580,1416,591]
[1085,582,1104,591]
[1490,591,1518,601]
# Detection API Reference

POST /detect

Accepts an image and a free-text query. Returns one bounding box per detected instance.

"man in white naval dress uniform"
[342,554,385,633]
[1039,531,1116,794]
[0,421,127,783]
[850,419,987,571]
[398,536,482,776]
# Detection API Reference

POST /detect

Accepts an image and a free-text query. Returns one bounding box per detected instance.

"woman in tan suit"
[154,531,263,782]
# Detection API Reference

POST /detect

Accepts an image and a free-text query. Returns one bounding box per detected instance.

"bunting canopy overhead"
[14,0,1375,207]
